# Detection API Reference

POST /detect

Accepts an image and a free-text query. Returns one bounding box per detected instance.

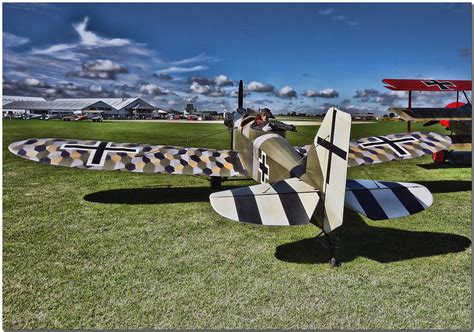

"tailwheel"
[322,231,341,268]
[329,257,340,268]
[433,150,447,164]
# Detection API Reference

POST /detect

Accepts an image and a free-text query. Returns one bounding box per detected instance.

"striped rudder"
[209,178,320,226]
[301,107,352,232]
[345,179,433,220]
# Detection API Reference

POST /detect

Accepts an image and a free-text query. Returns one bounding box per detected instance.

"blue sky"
[3,3,472,114]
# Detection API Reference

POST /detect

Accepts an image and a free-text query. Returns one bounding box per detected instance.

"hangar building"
[3,95,46,105]
[3,95,47,115]
[3,99,113,116]
[54,98,156,118]
[3,97,157,119]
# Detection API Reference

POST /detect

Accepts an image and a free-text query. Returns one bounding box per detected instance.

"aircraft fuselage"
[232,116,303,184]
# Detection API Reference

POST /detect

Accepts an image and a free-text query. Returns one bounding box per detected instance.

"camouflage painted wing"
[8,138,245,177]
[295,132,452,167]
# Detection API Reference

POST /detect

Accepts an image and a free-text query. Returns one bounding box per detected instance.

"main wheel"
[433,150,447,164]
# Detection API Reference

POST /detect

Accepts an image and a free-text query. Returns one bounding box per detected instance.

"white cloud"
[86,59,124,72]
[4,32,29,47]
[247,81,274,93]
[190,82,225,97]
[278,86,297,98]
[157,65,208,74]
[319,8,334,15]
[304,88,339,98]
[32,16,132,58]
[139,83,169,96]
[190,81,211,95]
[89,84,102,92]
[214,74,233,86]
[171,53,218,65]
[67,59,128,80]
[32,43,76,55]
[73,17,130,47]
[25,78,41,86]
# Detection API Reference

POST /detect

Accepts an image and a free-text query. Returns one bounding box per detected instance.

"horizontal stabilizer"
[345,179,433,220]
[209,178,319,226]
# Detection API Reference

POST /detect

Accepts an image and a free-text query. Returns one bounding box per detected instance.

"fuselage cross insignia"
[258,150,270,183]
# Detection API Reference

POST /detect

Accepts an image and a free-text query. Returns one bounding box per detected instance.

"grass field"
[3,119,471,329]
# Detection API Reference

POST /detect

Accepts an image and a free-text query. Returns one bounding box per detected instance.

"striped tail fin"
[209,178,320,226]
[301,108,352,233]
[345,179,433,220]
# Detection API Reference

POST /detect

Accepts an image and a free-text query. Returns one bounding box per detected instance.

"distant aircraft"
[8,81,452,266]
[62,114,77,121]
[84,110,104,122]
[69,111,104,122]
[23,113,44,120]
[44,113,62,120]
[383,78,472,165]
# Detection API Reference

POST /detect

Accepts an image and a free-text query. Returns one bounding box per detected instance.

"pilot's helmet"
[260,108,274,119]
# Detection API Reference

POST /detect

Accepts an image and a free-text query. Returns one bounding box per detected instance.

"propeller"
[224,80,246,149]
[237,80,245,114]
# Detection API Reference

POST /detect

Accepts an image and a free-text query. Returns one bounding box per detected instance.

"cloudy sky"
[3,3,472,114]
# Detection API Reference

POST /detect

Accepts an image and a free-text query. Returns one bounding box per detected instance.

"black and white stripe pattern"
[345,179,433,220]
[210,178,320,226]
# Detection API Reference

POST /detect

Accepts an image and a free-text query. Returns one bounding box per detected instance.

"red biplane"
[383,78,472,165]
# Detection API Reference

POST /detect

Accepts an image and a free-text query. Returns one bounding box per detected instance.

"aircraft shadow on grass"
[83,186,242,204]
[275,210,471,264]
[276,179,471,264]
[417,163,471,170]
[83,180,471,205]
[84,180,471,264]
[414,180,472,193]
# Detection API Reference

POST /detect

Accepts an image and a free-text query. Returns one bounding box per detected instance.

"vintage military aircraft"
[383,78,472,165]
[23,113,44,120]
[44,113,62,121]
[8,80,452,266]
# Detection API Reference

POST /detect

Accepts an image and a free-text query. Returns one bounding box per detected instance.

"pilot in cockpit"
[252,108,275,131]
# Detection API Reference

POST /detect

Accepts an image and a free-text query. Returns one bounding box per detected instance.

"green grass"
[3,119,471,329]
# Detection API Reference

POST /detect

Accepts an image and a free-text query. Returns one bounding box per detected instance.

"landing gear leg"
[324,231,340,267]
[210,177,222,190]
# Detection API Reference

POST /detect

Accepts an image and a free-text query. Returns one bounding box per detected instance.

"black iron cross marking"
[316,109,347,185]
[258,151,270,183]
[359,136,416,157]
[422,80,456,91]
[60,141,139,167]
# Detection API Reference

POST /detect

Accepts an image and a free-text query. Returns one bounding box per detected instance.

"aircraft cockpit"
[241,108,296,134]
